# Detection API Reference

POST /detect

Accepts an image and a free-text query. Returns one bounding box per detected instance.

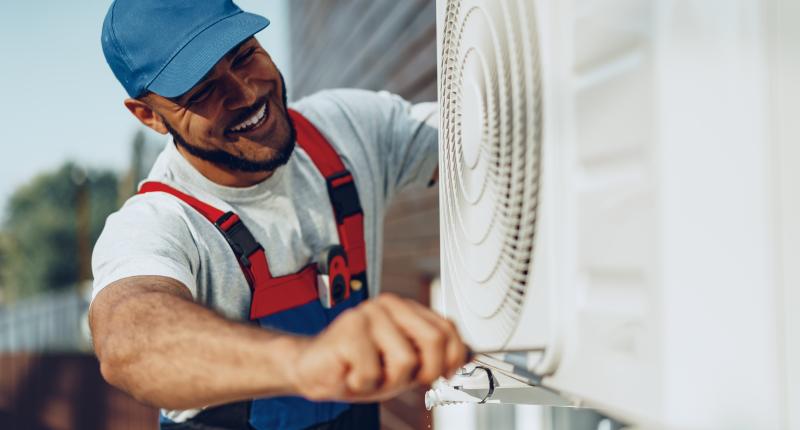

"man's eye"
[188,86,213,105]
[233,48,256,67]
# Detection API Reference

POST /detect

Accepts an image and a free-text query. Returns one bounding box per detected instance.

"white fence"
[0,290,90,352]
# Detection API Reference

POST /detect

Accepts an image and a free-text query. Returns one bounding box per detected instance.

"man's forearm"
[91,276,304,410]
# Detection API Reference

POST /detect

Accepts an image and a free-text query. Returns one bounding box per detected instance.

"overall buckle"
[326,171,362,224]
[214,212,262,268]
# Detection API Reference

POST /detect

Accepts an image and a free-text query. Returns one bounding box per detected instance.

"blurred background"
[0,0,582,428]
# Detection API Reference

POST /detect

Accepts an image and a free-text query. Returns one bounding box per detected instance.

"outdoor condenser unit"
[434,0,799,428]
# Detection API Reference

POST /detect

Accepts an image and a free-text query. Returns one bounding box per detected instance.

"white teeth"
[229,103,267,133]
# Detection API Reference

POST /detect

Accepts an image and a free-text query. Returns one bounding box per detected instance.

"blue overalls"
[144,109,376,430]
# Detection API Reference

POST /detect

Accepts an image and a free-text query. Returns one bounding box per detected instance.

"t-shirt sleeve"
[302,89,439,207]
[376,92,439,200]
[90,194,200,303]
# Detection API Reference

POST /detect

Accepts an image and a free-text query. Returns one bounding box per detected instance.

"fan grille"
[440,0,543,348]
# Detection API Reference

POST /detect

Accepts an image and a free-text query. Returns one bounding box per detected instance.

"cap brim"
[147,12,270,98]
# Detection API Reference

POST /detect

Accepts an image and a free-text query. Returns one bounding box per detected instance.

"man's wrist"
[270,334,311,397]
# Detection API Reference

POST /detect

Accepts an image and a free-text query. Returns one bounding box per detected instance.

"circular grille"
[440,0,543,349]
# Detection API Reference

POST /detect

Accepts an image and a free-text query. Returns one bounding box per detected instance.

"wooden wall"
[289,1,440,429]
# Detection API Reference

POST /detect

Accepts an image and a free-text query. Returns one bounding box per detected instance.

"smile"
[227,101,269,134]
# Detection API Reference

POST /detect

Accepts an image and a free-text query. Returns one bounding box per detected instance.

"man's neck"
[175,144,274,187]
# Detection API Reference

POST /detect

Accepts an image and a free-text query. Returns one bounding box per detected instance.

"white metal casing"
[436,0,799,428]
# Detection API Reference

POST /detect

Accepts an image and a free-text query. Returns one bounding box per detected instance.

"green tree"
[0,162,119,300]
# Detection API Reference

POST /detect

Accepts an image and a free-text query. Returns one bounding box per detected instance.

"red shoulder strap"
[139,182,225,224]
[289,109,368,287]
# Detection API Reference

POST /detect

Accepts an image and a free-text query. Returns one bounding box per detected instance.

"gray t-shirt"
[91,88,438,324]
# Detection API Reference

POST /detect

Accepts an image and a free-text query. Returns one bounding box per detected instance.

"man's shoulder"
[290,89,405,153]
[291,89,400,125]
[291,88,388,109]
[108,189,197,232]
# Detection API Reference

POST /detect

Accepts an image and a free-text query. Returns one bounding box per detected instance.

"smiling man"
[89,1,467,429]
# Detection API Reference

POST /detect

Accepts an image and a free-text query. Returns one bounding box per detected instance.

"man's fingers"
[360,302,419,390]
[401,299,469,376]
[301,294,469,403]
[375,295,449,385]
[377,295,469,379]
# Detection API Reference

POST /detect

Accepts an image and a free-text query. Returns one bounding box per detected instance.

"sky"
[0,0,290,213]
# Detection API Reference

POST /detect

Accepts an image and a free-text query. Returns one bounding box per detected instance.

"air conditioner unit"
[435,0,798,428]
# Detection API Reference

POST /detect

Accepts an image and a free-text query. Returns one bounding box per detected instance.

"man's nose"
[222,72,258,110]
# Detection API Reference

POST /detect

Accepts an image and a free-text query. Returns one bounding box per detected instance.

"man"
[90,0,468,429]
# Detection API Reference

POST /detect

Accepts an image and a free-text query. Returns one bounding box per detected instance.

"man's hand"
[286,293,468,402]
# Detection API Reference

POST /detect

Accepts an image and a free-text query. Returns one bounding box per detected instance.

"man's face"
[143,37,294,173]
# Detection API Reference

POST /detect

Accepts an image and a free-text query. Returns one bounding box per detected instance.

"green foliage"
[0,162,119,300]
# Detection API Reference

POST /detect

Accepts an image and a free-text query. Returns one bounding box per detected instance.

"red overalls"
[142,109,374,430]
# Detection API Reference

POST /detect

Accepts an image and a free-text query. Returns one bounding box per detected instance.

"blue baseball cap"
[101,0,270,98]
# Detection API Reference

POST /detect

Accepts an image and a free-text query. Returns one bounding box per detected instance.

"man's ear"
[124,98,169,135]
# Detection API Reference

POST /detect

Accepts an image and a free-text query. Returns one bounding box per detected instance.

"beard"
[165,75,296,173]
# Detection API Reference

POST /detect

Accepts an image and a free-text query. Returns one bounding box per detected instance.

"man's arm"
[90,275,467,410]
[90,275,299,410]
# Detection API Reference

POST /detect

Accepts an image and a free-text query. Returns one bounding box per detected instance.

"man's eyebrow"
[169,78,212,104]
[190,81,214,97]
